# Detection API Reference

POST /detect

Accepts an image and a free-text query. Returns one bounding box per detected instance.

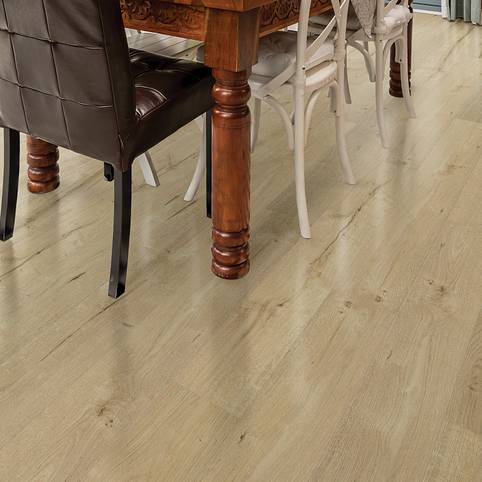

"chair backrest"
[257,0,350,96]
[0,0,135,165]
[296,0,350,76]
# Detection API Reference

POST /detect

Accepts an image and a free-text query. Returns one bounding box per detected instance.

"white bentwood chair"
[309,0,416,147]
[186,0,354,239]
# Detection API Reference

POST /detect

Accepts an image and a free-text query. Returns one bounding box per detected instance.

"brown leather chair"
[0,0,214,297]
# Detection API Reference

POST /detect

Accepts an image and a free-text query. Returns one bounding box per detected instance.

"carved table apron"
[26,0,413,281]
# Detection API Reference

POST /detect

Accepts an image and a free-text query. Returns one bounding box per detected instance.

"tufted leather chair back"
[0,0,135,166]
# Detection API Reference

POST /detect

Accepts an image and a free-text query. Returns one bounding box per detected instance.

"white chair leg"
[344,53,352,104]
[375,38,389,148]
[305,89,322,145]
[329,85,337,113]
[350,40,376,83]
[138,152,160,188]
[251,98,262,152]
[400,30,416,119]
[184,115,207,201]
[333,83,356,185]
[264,95,295,151]
[184,117,207,201]
[293,86,311,239]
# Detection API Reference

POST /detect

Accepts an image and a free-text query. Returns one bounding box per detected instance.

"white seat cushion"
[310,5,411,35]
[253,31,334,78]
[310,10,361,32]
[196,31,334,80]
[383,5,412,31]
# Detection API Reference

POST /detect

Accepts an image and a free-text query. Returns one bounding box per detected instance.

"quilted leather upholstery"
[128,50,214,161]
[0,0,214,171]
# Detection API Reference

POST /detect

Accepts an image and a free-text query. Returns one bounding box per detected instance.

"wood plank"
[1,14,482,481]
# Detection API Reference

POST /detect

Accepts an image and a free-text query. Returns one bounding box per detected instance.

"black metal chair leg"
[104,163,114,182]
[206,110,212,219]
[1,129,20,241]
[108,167,132,298]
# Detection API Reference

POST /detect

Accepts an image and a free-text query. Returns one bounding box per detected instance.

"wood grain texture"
[120,0,333,39]
[211,68,252,278]
[2,14,481,481]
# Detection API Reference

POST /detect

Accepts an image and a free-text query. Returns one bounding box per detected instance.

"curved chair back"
[296,0,350,77]
[0,0,135,165]
[257,0,350,97]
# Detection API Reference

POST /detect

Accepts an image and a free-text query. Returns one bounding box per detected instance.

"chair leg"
[251,98,262,152]
[104,163,114,182]
[375,38,389,148]
[1,128,20,241]
[349,40,376,83]
[205,110,212,219]
[138,152,160,187]
[305,89,322,145]
[293,86,311,239]
[400,29,416,119]
[184,114,206,202]
[109,167,132,299]
[344,53,352,105]
[264,95,295,151]
[333,84,356,185]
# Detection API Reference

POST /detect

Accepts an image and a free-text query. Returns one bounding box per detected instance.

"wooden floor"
[1,14,481,481]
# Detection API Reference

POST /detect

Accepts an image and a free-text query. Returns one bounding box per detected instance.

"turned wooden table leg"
[211,69,251,278]
[389,2,413,97]
[205,8,260,279]
[26,136,60,194]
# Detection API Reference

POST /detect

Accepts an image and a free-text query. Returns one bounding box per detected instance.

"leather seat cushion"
[127,49,214,160]
[197,31,334,79]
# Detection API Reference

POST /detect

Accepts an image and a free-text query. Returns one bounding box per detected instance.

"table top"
[121,0,376,39]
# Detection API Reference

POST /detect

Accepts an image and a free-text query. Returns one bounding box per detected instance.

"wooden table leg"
[211,69,251,278]
[204,8,260,279]
[389,3,413,97]
[26,136,60,194]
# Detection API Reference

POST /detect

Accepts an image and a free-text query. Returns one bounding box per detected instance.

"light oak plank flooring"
[0,15,481,481]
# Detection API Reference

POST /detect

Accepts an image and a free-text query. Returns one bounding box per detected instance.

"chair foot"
[104,163,114,182]
[108,167,132,298]
[1,129,20,242]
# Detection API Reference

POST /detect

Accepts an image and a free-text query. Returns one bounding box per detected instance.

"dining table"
[25,0,412,279]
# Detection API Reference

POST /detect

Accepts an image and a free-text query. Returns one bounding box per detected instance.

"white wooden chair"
[309,0,416,147]
[186,0,354,239]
